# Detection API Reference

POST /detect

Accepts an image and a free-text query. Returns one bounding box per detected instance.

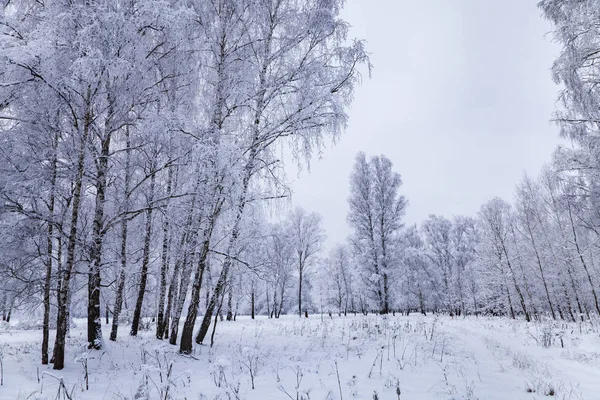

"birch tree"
[287,207,325,316]
[348,152,406,314]
[194,0,368,345]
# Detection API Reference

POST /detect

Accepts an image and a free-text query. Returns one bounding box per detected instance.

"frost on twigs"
[135,346,191,400]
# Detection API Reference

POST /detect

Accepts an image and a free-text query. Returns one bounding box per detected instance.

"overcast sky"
[284,0,562,250]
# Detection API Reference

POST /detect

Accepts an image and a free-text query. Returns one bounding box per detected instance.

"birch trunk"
[156,167,173,339]
[54,97,91,370]
[110,129,132,341]
[42,135,58,364]
[130,171,156,336]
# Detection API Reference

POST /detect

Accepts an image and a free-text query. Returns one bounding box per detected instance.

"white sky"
[284,0,562,249]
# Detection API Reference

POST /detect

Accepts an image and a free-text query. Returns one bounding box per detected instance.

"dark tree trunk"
[6,301,12,323]
[42,141,58,365]
[195,155,255,345]
[251,290,255,320]
[1,294,5,321]
[196,268,227,344]
[530,231,556,319]
[380,216,390,315]
[163,271,177,339]
[500,241,530,322]
[88,129,112,350]
[164,257,187,340]
[168,173,203,344]
[298,268,303,317]
[169,254,193,344]
[179,241,209,354]
[419,288,426,316]
[156,167,173,339]
[110,128,131,341]
[265,285,271,319]
[568,205,600,315]
[277,286,285,318]
[54,102,91,370]
[131,172,156,336]
[557,304,565,320]
[505,283,516,320]
[180,199,220,353]
[562,283,576,322]
[110,221,128,341]
[50,233,63,364]
[226,281,234,321]
[195,48,265,342]
[383,272,389,314]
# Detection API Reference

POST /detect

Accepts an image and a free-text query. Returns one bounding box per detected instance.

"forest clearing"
[3,1,600,399]
[1,314,599,400]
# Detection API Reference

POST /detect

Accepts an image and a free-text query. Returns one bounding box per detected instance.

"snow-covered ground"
[1,315,600,399]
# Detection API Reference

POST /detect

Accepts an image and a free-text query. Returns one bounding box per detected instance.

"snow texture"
[1,315,599,399]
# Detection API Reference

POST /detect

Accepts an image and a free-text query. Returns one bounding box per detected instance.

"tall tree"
[348,153,406,314]
[195,0,368,345]
[288,207,325,316]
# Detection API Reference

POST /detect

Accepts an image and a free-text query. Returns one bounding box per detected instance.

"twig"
[335,361,343,400]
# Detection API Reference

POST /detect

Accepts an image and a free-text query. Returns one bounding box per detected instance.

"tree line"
[1,0,599,373]
[0,0,367,370]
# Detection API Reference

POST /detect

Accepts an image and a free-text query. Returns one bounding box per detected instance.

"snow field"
[1,315,600,399]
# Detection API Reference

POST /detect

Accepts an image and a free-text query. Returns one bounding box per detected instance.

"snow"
[1,315,600,399]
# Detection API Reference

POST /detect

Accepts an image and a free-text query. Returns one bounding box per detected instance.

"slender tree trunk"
[205,263,211,310]
[196,263,227,344]
[54,101,91,370]
[501,240,530,322]
[509,225,537,319]
[567,266,584,320]
[419,287,426,316]
[163,272,177,339]
[196,41,267,342]
[504,283,516,319]
[66,271,74,336]
[180,200,220,354]
[163,259,182,340]
[266,284,271,319]
[110,217,129,341]
[383,273,389,314]
[156,167,173,339]
[169,253,194,345]
[88,129,112,350]
[368,222,382,312]
[166,173,202,343]
[298,260,303,317]
[251,289,255,319]
[6,299,12,323]
[380,217,390,314]
[179,253,207,353]
[337,281,343,315]
[131,171,156,336]
[559,280,575,322]
[195,145,257,344]
[111,129,132,341]
[524,220,556,319]
[42,141,58,365]
[226,277,234,321]
[50,232,63,364]
[277,286,285,318]
[567,205,600,315]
